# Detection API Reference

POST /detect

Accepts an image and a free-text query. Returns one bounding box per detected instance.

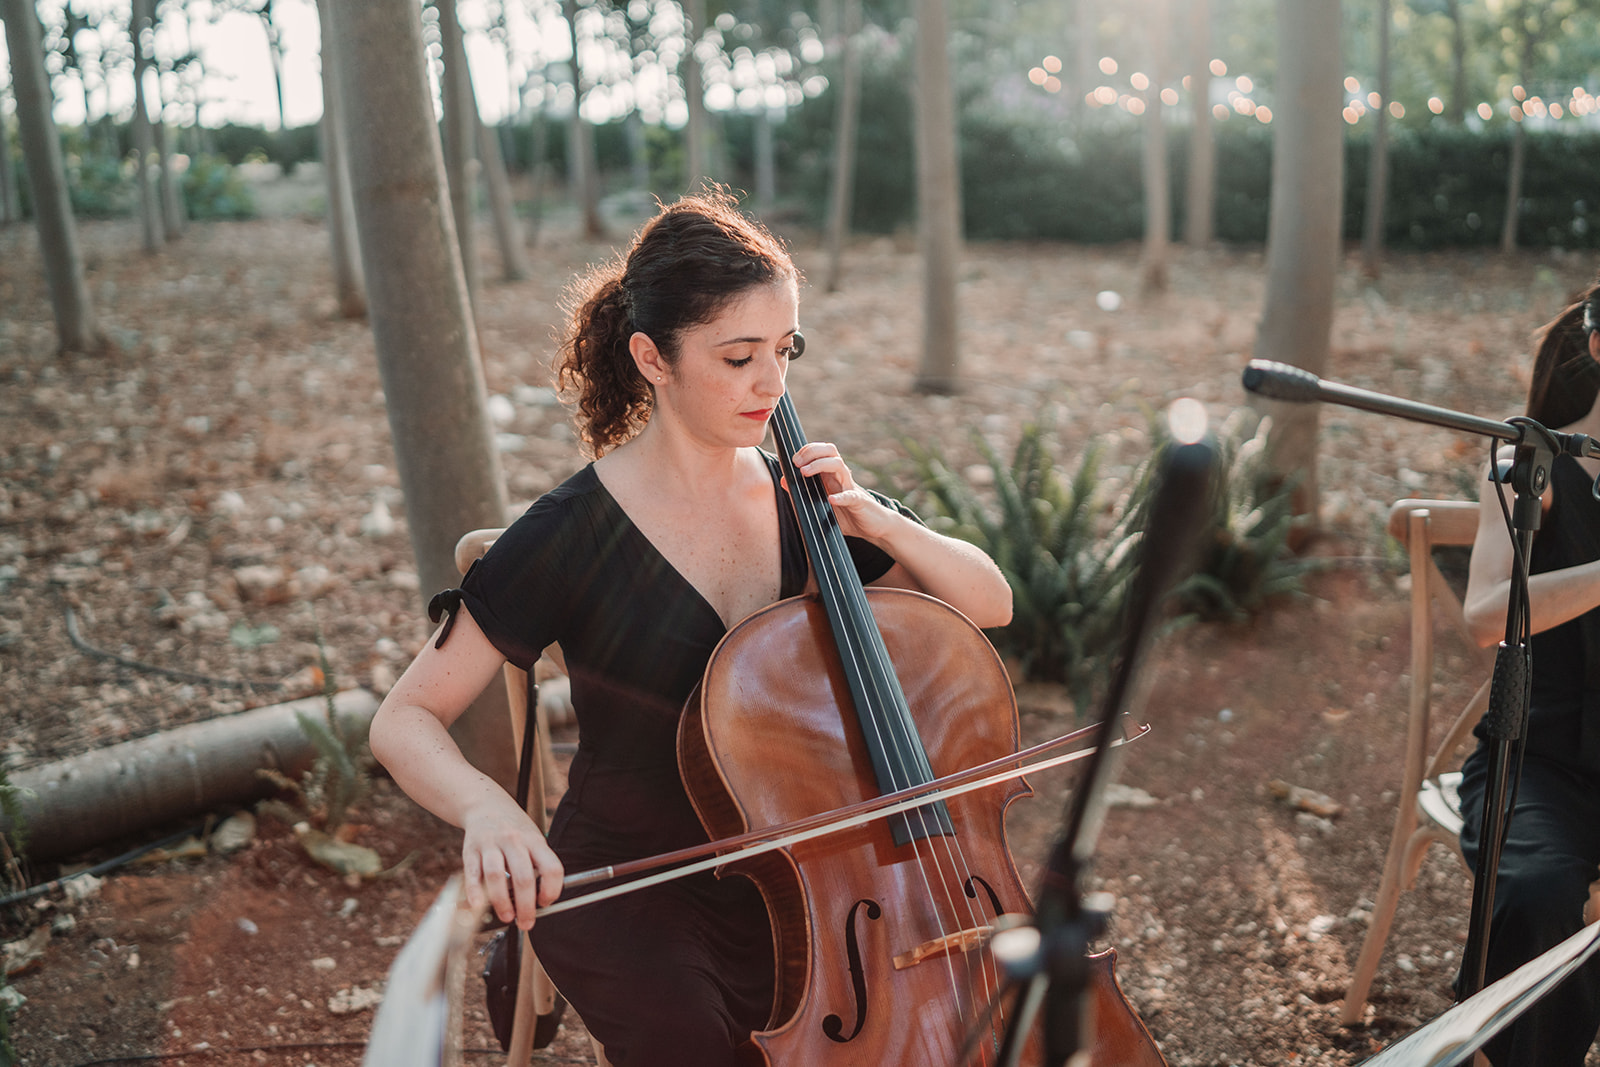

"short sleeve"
[845,490,924,584]
[431,495,572,670]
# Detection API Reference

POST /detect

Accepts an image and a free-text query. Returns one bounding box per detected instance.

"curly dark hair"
[555,189,798,456]
[1526,275,1600,430]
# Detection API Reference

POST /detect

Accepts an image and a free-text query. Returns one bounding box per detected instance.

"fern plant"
[898,421,1146,713]
[1166,410,1314,623]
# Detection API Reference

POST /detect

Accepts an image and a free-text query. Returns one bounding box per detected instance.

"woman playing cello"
[368,190,1013,1065]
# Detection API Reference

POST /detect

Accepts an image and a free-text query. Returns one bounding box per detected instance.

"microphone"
[1241,359,1323,403]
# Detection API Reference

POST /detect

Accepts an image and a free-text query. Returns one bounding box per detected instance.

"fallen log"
[1,688,380,861]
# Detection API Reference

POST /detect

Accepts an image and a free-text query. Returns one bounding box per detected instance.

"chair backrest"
[1387,500,1491,786]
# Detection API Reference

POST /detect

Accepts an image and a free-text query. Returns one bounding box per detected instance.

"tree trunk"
[1360,0,1390,278]
[625,109,650,194]
[1183,0,1215,247]
[1500,119,1525,253]
[2,0,99,352]
[478,118,531,280]
[1074,0,1096,124]
[526,111,550,246]
[261,0,288,132]
[682,0,710,190]
[1254,0,1343,527]
[130,0,164,254]
[0,689,379,861]
[1446,0,1467,125]
[0,103,20,225]
[1139,0,1170,294]
[437,0,480,316]
[911,0,962,394]
[822,0,863,294]
[563,0,605,238]
[155,117,187,242]
[315,0,367,319]
[753,108,775,215]
[326,0,515,791]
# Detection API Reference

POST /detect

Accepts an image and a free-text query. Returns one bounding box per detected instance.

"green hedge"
[778,69,1600,248]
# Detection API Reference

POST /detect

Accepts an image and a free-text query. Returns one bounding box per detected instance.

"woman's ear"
[1590,327,1599,364]
[629,331,668,385]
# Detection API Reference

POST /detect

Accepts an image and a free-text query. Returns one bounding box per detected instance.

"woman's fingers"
[463,808,562,927]
[792,442,855,493]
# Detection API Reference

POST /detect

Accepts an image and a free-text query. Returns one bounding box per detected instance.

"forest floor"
[2,197,1598,1067]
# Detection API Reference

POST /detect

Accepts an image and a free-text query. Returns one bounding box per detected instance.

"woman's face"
[644,279,800,450]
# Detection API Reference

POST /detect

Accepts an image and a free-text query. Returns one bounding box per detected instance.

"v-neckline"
[587,454,802,634]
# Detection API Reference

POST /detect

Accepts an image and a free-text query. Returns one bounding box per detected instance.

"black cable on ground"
[0,824,208,910]
[61,601,283,692]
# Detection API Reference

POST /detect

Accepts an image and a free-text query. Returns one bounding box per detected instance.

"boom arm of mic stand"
[1238,358,1583,1009]
[1240,360,1600,460]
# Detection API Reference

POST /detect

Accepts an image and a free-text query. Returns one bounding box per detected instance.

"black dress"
[1459,453,1600,1067]
[437,453,913,1066]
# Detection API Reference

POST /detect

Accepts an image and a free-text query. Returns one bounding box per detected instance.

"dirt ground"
[2,203,1597,1067]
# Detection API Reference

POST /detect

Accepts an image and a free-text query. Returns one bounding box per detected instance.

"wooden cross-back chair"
[1340,499,1492,1026]
[453,528,611,1067]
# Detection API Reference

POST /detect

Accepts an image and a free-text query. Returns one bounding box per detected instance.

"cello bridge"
[892,925,994,971]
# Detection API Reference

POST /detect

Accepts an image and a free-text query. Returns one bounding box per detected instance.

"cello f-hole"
[821,898,883,1043]
[964,874,1004,917]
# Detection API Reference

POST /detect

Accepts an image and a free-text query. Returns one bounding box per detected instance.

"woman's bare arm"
[1462,451,1600,647]
[370,606,563,928]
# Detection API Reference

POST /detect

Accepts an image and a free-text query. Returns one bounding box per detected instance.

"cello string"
[775,397,1002,1056]
[772,397,1010,1042]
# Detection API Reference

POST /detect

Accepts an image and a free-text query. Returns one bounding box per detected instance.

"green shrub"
[182,154,256,220]
[65,152,131,218]
[896,422,1144,712]
[892,412,1312,711]
[1167,411,1314,623]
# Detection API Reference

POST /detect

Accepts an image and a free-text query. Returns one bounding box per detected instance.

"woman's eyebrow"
[713,329,797,347]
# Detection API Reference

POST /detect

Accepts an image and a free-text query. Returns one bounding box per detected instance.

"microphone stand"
[988,408,1218,1067]
[1240,359,1600,1012]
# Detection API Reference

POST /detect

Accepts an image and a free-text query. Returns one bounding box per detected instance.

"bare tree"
[314,0,366,318]
[130,0,164,253]
[437,0,481,314]
[1183,0,1215,247]
[682,0,711,189]
[1500,1,1536,254]
[1073,0,1095,123]
[478,118,531,280]
[325,0,515,788]
[910,0,962,394]
[1360,0,1391,278]
[1445,0,1467,124]
[563,0,605,237]
[1139,0,1171,293]
[2,0,100,351]
[0,102,20,225]
[257,0,288,131]
[821,0,862,293]
[1253,0,1344,525]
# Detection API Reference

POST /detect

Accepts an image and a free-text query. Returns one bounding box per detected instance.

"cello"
[675,390,1167,1066]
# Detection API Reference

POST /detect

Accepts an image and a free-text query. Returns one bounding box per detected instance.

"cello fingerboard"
[770,391,954,845]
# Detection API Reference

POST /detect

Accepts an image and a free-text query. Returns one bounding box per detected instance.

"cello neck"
[769,391,953,844]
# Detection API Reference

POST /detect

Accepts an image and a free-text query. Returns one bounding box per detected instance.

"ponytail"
[556,267,653,457]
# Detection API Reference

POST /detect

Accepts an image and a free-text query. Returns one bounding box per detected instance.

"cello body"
[681,589,1037,1063]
